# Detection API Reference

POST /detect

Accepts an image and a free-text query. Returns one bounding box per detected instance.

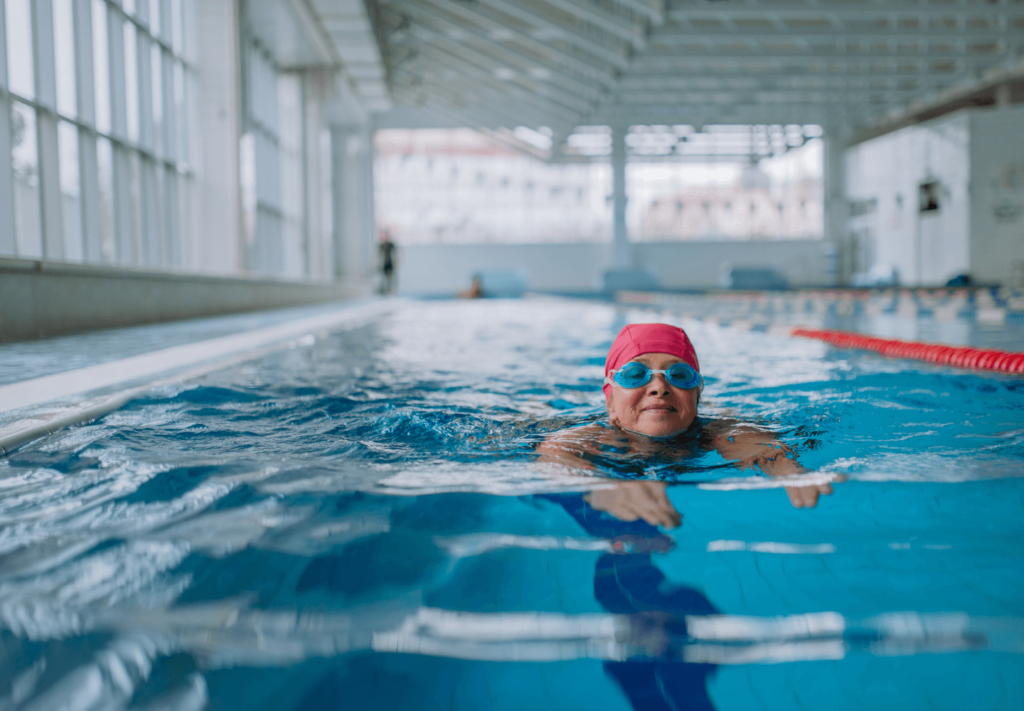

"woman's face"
[606,352,699,438]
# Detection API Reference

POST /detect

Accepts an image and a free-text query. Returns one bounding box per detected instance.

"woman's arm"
[709,422,833,508]
[535,425,681,528]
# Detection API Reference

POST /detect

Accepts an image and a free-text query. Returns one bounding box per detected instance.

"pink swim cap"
[603,323,700,399]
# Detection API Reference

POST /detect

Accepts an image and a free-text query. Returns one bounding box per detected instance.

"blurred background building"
[2,0,1023,337]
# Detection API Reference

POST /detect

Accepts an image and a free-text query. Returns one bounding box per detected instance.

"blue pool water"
[2,298,1023,709]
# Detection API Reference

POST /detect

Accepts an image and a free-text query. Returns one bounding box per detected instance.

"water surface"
[1,298,1022,710]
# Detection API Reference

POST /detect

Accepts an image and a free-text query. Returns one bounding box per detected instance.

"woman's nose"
[647,374,670,394]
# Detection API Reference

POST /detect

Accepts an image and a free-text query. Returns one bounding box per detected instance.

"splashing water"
[1,298,1023,710]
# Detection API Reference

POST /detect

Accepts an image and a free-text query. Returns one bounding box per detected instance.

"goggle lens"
[612,362,701,390]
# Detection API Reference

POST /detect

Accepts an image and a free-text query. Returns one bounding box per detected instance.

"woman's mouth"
[643,404,677,413]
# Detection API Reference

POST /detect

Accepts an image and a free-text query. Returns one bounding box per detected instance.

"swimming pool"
[1,297,1023,710]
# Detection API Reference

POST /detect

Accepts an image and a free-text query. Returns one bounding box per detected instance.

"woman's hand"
[711,423,838,509]
[585,480,682,529]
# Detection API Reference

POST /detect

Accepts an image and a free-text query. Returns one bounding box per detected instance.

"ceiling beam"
[387,0,619,86]
[616,74,970,87]
[472,0,631,70]
[402,29,601,109]
[650,29,1020,41]
[395,77,577,132]
[630,53,1012,65]
[399,79,576,131]
[391,6,608,103]
[668,7,1024,20]
[394,51,584,121]
[411,42,595,115]
[533,0,648,49]
[610,0,665,27]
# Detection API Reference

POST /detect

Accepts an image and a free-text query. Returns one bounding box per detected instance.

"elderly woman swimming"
[537,323,835,524]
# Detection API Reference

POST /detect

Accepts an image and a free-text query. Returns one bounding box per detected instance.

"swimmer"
[537,323,836,525]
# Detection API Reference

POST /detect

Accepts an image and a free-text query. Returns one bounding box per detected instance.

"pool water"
[1,298,1023,710]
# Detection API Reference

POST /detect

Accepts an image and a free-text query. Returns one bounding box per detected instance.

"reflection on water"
[1,299,1023,709]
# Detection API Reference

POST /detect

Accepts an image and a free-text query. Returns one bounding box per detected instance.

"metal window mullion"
[182,0,197,64]
[0,0,6,93]
[137,32,154,152]
[0,99,14,255]
[161,50,176,162]
[160,0,174,58]
[140,155,160,265]
[107,6,127,141]
[33,0,66,260]
[33,0,58,109]
[36,113,64,260]
[0,0,15,256]
[111,143,135,262]
[177,59,191,167]
[78,132,102,261]
[165,164,180,266]
[72,4,97,134]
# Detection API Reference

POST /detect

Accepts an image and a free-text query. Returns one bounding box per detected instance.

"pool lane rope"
[791,328,1024,374]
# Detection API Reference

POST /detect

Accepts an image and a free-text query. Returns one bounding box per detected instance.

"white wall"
[846,112,971,286]
[635,240,831,290]
[968,105,1024,285]
[396,239,831,295]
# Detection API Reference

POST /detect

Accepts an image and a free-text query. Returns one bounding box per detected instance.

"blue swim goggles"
[605,361,703,391]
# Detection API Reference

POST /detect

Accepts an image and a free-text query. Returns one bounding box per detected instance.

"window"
[1,0,197,266]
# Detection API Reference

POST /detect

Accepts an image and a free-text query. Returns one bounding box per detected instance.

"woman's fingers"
[785,482,835,509]
[586,482,681,528]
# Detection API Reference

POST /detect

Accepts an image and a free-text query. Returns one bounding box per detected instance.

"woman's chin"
[628,416,692,439]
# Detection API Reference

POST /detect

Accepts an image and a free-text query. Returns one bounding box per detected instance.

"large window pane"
[5,0,35,99]
[124,21,139,143]
[129,151,143,261]
[58,121,83,260]
[123,0,137,16]
[164,165,179,264]
[171,0,182,55]
[92,0,111,134]
[149,0,161,38]
[140,157,161,265]
[11,102,42,257]
[53,0,77,118]
[151,43,163,157]
[97,136,115,260]
[161,50,174,159]
[173,60,186,164]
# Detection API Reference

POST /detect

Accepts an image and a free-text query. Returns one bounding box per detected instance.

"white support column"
[611,123,630,268]
[823,128,850,286]
[303,73,323,279]
[362,127,378,280]
[330,123,372,285]
[74,0,102,263]
[195,0,242,274]
[33,0,65,261]
[331,125,351,281]
[0,0,16,257]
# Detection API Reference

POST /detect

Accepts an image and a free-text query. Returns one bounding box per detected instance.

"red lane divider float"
[791,328,1024,374]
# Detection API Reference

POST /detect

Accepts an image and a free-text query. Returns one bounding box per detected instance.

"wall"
[0,258,364,343]
[845,112,971,286]
[396,240,831,295]
[968,105,1024,286]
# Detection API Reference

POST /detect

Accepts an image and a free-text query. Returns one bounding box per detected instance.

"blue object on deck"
[475,270,529,297]
[601,268,660,293]
[720,265,790,290]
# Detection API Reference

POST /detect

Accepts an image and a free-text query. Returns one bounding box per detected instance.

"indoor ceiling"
[366,0,1024,156]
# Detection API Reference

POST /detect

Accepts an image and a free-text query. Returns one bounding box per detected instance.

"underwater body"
[1,298,1023,710]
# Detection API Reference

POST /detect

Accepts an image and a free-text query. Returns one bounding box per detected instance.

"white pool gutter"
[0,300,393,455]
